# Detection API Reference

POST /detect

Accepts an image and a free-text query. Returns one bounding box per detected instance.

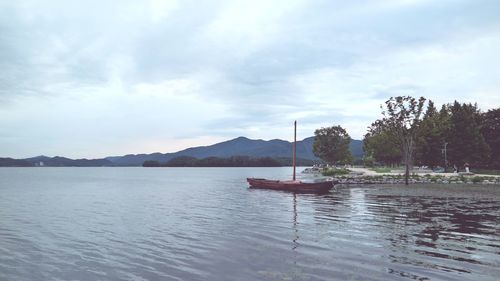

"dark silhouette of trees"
[446,101,490,168]
[142,160,161,167]
[414,101,447,168]
[481,108,500,169]
[143,156,284,167]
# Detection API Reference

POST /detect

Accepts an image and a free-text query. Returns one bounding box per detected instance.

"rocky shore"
[316,167,500,186]
[330,174,500,185]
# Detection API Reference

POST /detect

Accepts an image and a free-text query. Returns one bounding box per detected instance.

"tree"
[414,100,448,168]
[447,101,490,168]
[481,108,500,168]
[165,156,198,167]
[163,155,283,167]
[370,96,427,185]
[313,125,352,165]
[364,125,401,166]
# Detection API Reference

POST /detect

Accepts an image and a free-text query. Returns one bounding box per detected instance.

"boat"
[247,121,334,192]
[247,178,333,192]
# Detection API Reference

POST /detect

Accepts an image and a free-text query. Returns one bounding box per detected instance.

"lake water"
[0,167,499,281]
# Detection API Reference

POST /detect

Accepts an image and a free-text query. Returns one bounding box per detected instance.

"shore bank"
[326,167,500,185]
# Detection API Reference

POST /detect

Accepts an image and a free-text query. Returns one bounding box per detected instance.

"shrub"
[472,176,482,183]
[322,168,351,176]
[363,156,375,167]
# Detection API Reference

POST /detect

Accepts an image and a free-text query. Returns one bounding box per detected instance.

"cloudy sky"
[1,0,499,158]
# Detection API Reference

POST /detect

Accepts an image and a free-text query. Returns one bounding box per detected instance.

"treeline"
[364,100,500,169]
[0,156,114,167]
[0,157,33,167]
[143,156,315,167]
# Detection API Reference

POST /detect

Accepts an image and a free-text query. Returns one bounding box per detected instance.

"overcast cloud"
[1,0,499,158]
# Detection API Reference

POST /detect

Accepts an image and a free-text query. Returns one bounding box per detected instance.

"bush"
[472,176,482,183]
[322,168,351,176]
[363,156,375,167]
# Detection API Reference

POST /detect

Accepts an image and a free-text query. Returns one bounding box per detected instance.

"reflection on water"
[0,168,499,281]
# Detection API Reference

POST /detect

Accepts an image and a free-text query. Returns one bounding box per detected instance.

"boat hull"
[247,178,334,192]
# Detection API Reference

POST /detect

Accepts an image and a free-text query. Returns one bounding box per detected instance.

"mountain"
[1,137,364,167]
[106,137,364,166]
[24,156,114,167]
[0,157,33,167]
[350,139,364,159]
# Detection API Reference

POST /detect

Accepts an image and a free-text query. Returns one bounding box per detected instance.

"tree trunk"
[403,136,413,186]
[405,162,409,185]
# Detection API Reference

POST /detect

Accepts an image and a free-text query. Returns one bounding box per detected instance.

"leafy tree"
[364,125,401,166]
[370,96,427,185]
[446,101,490,168]
[414,100,448,168]
[481,108,500,168]
[313,125,352,165]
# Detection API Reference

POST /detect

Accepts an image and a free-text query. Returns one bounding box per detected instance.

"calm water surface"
[0,167,499,281]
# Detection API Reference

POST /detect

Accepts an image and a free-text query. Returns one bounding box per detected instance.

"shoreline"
[327,167,500,185]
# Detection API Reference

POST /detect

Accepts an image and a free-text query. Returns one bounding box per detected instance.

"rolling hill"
[105,137,364,166]
[1,137,364,166]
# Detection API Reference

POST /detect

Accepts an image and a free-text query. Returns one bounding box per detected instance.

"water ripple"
[0,168,499,280]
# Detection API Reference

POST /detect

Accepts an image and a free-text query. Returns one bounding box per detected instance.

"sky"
[1,0,500,159]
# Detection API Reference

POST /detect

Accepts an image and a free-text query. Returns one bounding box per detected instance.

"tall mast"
[293,120,297,181]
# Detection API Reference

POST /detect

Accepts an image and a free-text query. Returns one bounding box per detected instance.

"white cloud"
[148,0,179,23]
[0,0,499,157]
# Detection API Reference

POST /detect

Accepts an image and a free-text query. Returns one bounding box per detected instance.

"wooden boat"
[247,178,333,192]
[247,121,334,192]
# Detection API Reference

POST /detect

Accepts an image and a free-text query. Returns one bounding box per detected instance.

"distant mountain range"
[0,156,114,167]
[0,137,364,167]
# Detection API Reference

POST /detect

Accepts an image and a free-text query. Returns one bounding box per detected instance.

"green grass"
[472,169,500,175]
[322,168,351,176]
[370,167,393,173]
